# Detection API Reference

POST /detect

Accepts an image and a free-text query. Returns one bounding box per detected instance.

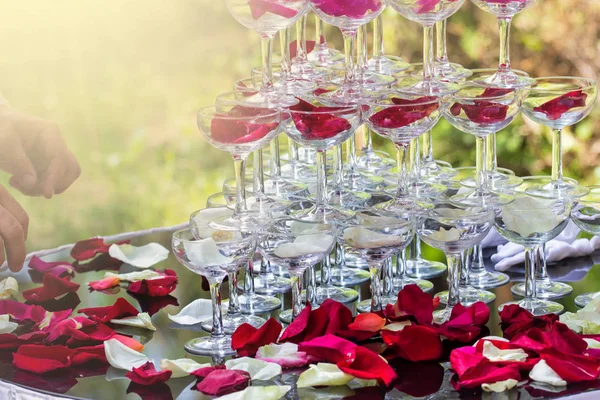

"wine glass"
[419,202,494,323]
[443,85,521,207]
[572,186,600,307]
[291,12,330,81]
[172,225,256,356]
[469,0,536,88]
[307,15,345,67]
[432,18,472,81]
[387,0,465,96]
[308,0,385,105]
[225,0,308,107]
[277,26,319,95]
[340,210,416,313]
[258,217,337,322]
[495,192,571,316]
[367,13,410,75]
[352,23,399,90]
[522,77,598,198]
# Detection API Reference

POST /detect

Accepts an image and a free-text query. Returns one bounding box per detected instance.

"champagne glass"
[259,217,337,322]
[522,77,598,199]
[368,13,410,75]
[495,192,571,315]
[172,225,256,356]
[470,0,536,88]
[226,0,308,107]
[432,18,472,81]
[419,202,494,323]
[307,15,345,67]
[340,210,416,313]
[572,186,600,307]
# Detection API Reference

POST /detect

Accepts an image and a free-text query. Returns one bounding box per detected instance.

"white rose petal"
[214,385,291,400]
[297,363,354,388]
[110,312,156,331]
[529,359,567,386]
[343,227,404,249]
[168,299,217,325]
[256,342,307,368]
[0,314,18,334]
[482,341,528,363]
[192,208,235,239]
[473,336,509,347]
[560,298,600,334]
[274,233,334,258]
[105,270,162,282]
[104,338,151,371]
[482,378,518,393]
[0,277,18,300]
[184,238,233,266]
[160,358,210,378]
[429,227,461,242]
[348,378,378,389]
[382,321,412,331]
[584,338,600,350]
[109,243,169,268]
[225,357,282,381]
[502,196,564,237]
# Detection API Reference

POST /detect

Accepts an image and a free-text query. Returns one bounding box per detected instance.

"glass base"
[511,280,573,300]
[328,187,371,209]
[450,188,514,207]
[469,269,510,289]
[263,179,309,201]
[343,170,384,192]
[342,253,369,270]
[461,170,523,190]
[436,286,496,306]
[368,55,410,75]
[408,180,447,199]
[498,299,564,316]
[236,89,299,108]
[526,180,590,200]
[421,160,457,181]
[200,314,266,335]
[330,267,371,287]
[274,77,317,95]
[374,197,434,214]
[317,285,359,305]
[227,293,282,314]
[307,46,345,68]
[356,295,397,314]
[251,274,292,295]
[358,70,398,88]
[289,203,355,223]
[318,84,365,106]
[291,59,329,81]
[472,69,535,89]
[575,292,600,308]
[393,277,434,293]
[406,259,447,279]
[433,61,473,82]
[184,335,236,357]
[356,150,396,172]
[433,306,454,324]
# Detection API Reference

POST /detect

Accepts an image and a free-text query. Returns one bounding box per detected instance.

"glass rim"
[468,68,529,78]
[428,203,495,220]
[287,105,361,115]
[450,85,520,101]
[365,95,441,108]
[530,76,597,93]
[197,105,280,120]
[172,227,253,245]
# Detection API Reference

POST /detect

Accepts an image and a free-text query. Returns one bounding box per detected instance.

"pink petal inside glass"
[312,0,382,18]
[533,90,588,121]
[247,0,299,19]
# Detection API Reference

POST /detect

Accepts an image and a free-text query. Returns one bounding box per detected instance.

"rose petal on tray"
[125,361,172,386]
[256,342,308,368]
[0,314,18,334]
[110,312,156,331]
[338,346,397,387]
[482,378,519,393]
[28,256,75,279]
[89,276,121,291]
[0,277,18,300]
[71,238,129,261]
[113,334,145,352]
[297,363,354,388]
[195,369,251,396]
[105,270,163,282]
[168,299,213,325]
[214,385,291,400]
[108,243,169,269]
[160,358,210,378]
[22,273,80,303]
[232,317,282,357]
[127,270,178,297]
[131,293,178,317]
[225,357,282,381]
[13,344,74,374]
[530,359,567,386]
[79,298,139,323]
[104,338,151,371]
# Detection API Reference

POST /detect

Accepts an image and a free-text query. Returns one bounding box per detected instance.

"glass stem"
[233,156,248,215]
[316,150,327,213]
[363,126,374,153]
[321,251,333,286]
[535,244,550,282]
[295,14,308,62]
[395,143,409,197]
[306,265,317,306]
[469,245,485,275]
[270,137,281,179]
[369,262,383,312]
[410,233,422,262]
[475,136,488,191]
[498,17,512,72]
[261,33,275,91]
[209,280,225,338]
[446,252,461,309]
[244,260,255,295]
[342,30,357,85]
[280,27,292,77]
[422,24,435,81]
[410,137,421,183]
[315,15,325,46]
[422,130,434,164]
[290,272,303,320]
[551,129,563,182]
[397,249,407,286]
[333,144,344,187]
[253,150,265,196]
[486,133,498,174]
[459,249,470,288]
[382,258,393,297]
[524,246,537,301]
[227,272,240,315]
[346,132,358,172]
[335,243,346,284]
[373,14,384,57]
[288,138,299,180]
[435,19,448,64]
[357,24,368,71]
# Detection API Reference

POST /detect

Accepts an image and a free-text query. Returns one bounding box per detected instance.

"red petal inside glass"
[533,90,588,121]
[370,99,437,129]
[312,0,382,18]
[247,0,299,20]
[451,100,509,124]
[211,117,277,145]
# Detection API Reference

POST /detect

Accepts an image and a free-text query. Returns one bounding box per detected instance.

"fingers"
[54,150,81,195]
[0,238,5,268]
[0,205,26,272]
[0,124,38,190]
[0,186,29,238]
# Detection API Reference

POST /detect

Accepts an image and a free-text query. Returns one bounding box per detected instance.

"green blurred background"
[0,0,597,252]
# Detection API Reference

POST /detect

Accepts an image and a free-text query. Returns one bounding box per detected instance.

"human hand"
[0,106,80,199]
[0,185,28,272]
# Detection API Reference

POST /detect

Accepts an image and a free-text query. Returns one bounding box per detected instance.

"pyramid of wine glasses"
[173,0,598,356]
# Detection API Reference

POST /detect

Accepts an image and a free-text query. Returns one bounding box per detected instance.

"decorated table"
[1,225,600,400]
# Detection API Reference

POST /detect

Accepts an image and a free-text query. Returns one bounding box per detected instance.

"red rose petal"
[542,349,600,383]
[451,100,509,124]
[191,365,225,379]
[452,362,521,390]
[13,344,74,374]
[312,0,382,18]
[67,323,115,347]
[385,284,435,325]
[127,272,178,297]
[73,252,123,273]
[89,276,121,291]
[130,293,179,316]
[0,300,46,323]
[28,256,75,279]
[71,238,115,261]
[450,345,486,376]
[499,304,558,339]
[299,334,357,364]
[22,274,80,303]
[336,329,379,343]
[195,369,250,396]
[394,360,445,397]
[210,117,278,145]
[79,297,139,323]
[319,299,353,335]
[382,325,443,362]
[292,112,352,140]
[126,361,172,386]
[231,317,282,357]
[279,303,313,344]
[533,90,588,120]
[72,344,108,365]
[280,300,351,344]
[348,313,386,332]
[338,345,397,386]
[45,316,97,342]
[248,0,299,19]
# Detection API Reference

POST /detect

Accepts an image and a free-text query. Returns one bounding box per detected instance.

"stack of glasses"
[170,0,599,357]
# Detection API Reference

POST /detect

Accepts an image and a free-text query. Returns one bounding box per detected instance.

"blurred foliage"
[0,0,597,251]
